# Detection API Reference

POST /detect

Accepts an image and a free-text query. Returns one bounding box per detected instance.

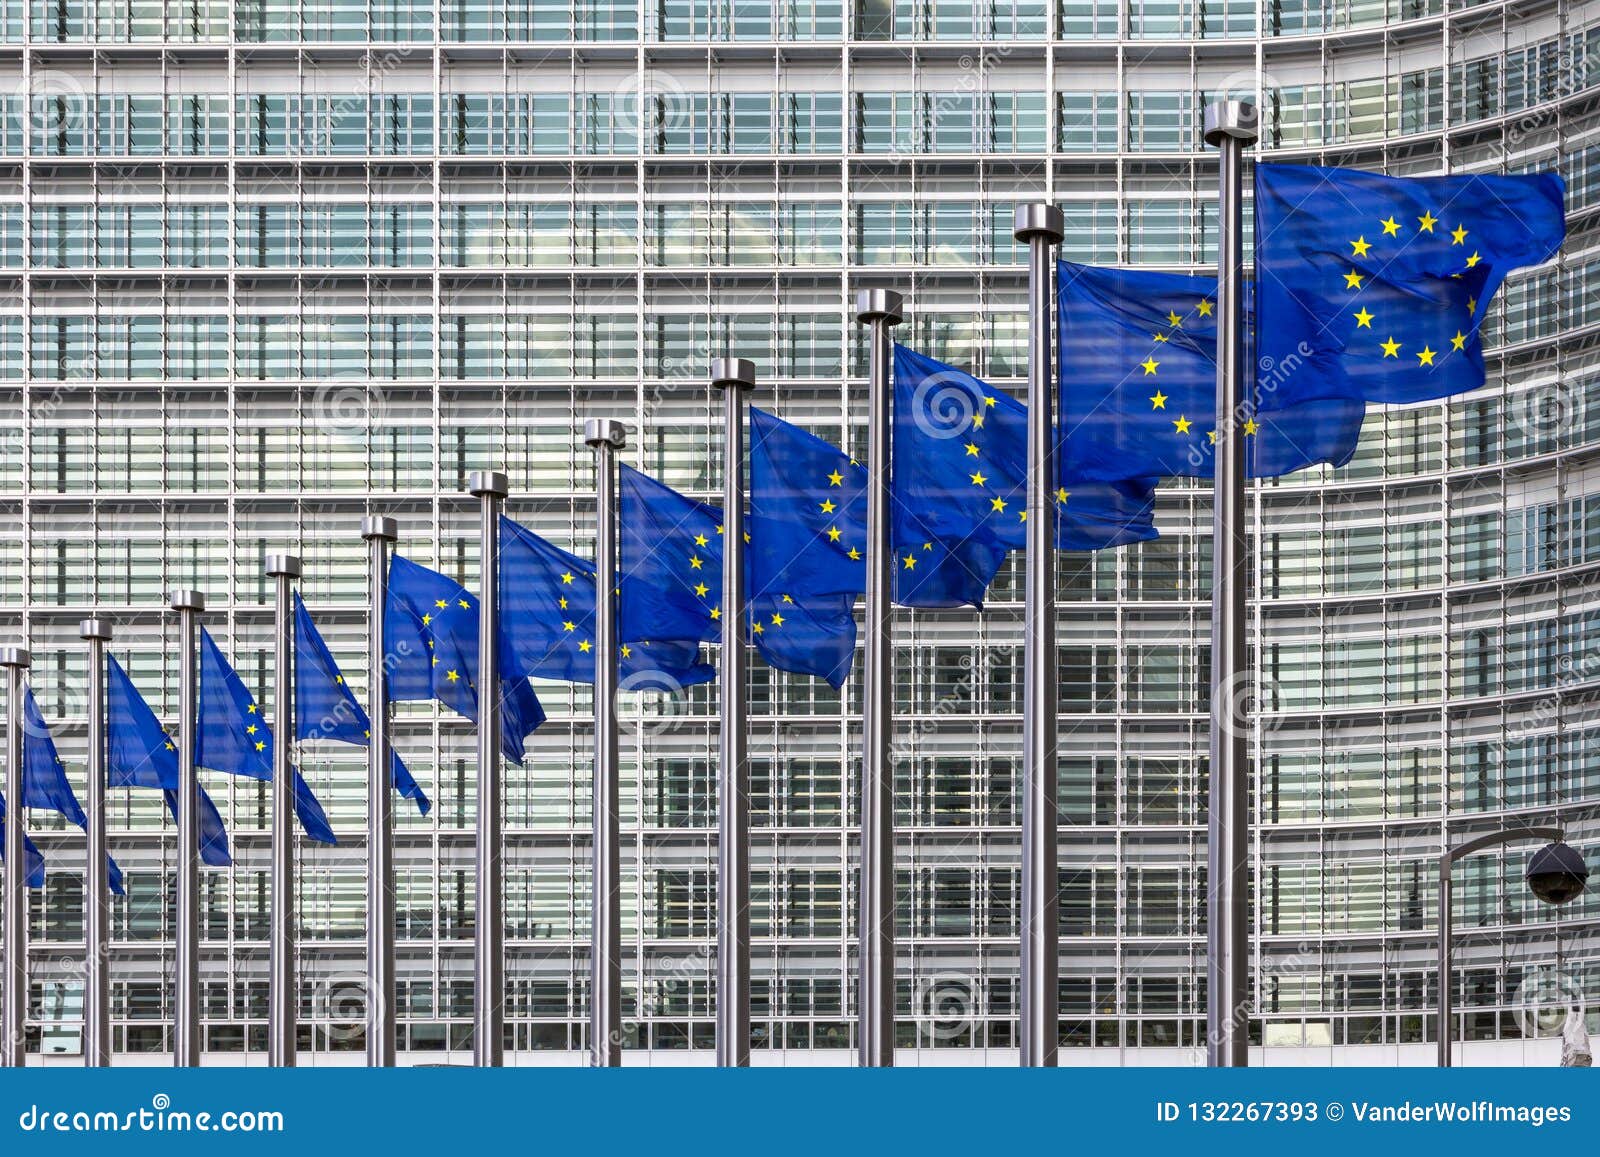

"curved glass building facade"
[2,0,1597,1064]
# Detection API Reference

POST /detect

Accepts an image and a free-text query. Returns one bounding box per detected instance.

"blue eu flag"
[1255,164,1565,406]
[500,512,713,690]
[894,343,1158,608]
[197,629,336,845]
[619,465,723,648]
[1055,261,1365,480]
[385,554,547,764]
[749,407,864,687]
[294,594,430,816]
[0,792,44,888]
[22,685,125,894]
[621,463,859,688]
[106,654,231,867]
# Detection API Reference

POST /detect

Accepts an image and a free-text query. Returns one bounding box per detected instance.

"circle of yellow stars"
[1345,211,1476,367]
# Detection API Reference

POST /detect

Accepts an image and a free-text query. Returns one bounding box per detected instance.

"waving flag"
[1255,164,1565,407]
[621,463,857,687]
[500,513,713,690]
[385,554,547,763]
[293,594,430,815]
[748,408,864,687]
[619,465,723,648]
[197,629,335,845]
[894,343,1158,607]
[0,792,44,888]
[105,655,231,867]
[1055,262,1365,480]
[22,686,125,894]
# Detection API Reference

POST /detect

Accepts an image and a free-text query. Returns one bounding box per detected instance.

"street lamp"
[1438,826,1589,1066]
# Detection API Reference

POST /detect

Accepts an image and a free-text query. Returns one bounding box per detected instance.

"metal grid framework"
[0,0,1598,1062]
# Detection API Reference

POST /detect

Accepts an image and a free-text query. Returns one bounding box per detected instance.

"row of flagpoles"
[0,98,1570,1067]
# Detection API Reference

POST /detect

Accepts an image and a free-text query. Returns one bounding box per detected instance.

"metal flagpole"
[169,589,205,1067]
[79,620,112,1068]
[1014,204,1064,1068]
[711,356,755,1067]
[467,471,509,1068]
[1,647,30,1068]
[585,419,626,1067]
[1202,99,1258,1068]
[854,287,902,1068]
[265,555,301,1067]
[361,516,398,1067]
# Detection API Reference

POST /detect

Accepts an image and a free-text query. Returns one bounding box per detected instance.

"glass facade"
[3,0,1598,1063]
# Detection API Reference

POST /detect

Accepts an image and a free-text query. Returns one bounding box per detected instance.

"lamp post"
[1438,827,1588,1066]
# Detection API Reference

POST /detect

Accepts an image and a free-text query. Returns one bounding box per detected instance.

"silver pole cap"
[854,289,904,326]
[169,590,206,613]
[361,515,398,542]
[584,419,627,449]
[1013,203,1064,244]
[265,554,302,579]
[710,357,756,391]
[79,619,113,642]
[1204,100,1259,147]
[0,647,30,670]
[468,470,510,499]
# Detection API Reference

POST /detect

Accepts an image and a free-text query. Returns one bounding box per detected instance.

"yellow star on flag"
[902,555,917,570]
[990,496,1006,512]
[1417,346,1436,366]
[819,499,835,513]
[1344,270,1364,290]
[970,470,987,486]
[1196,299,1214,317]
[1380,337,1401,358]
[1450,331,1467,351]
[1149,391,1168,410]
[445,669,460,682]
[1353,308,1374,328]
[1140,357,1159,376]
[964,443,979,456]
[1464,251,1481,269]
[1243,418,1259,435]
[1451,224,1468,245]
[1380,216,1400,236]
[1173,416,1192,434]
[1350,236,1371,258]
[827,470,843,486]
[578,640,592,653]
[1417,211,1438,233]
